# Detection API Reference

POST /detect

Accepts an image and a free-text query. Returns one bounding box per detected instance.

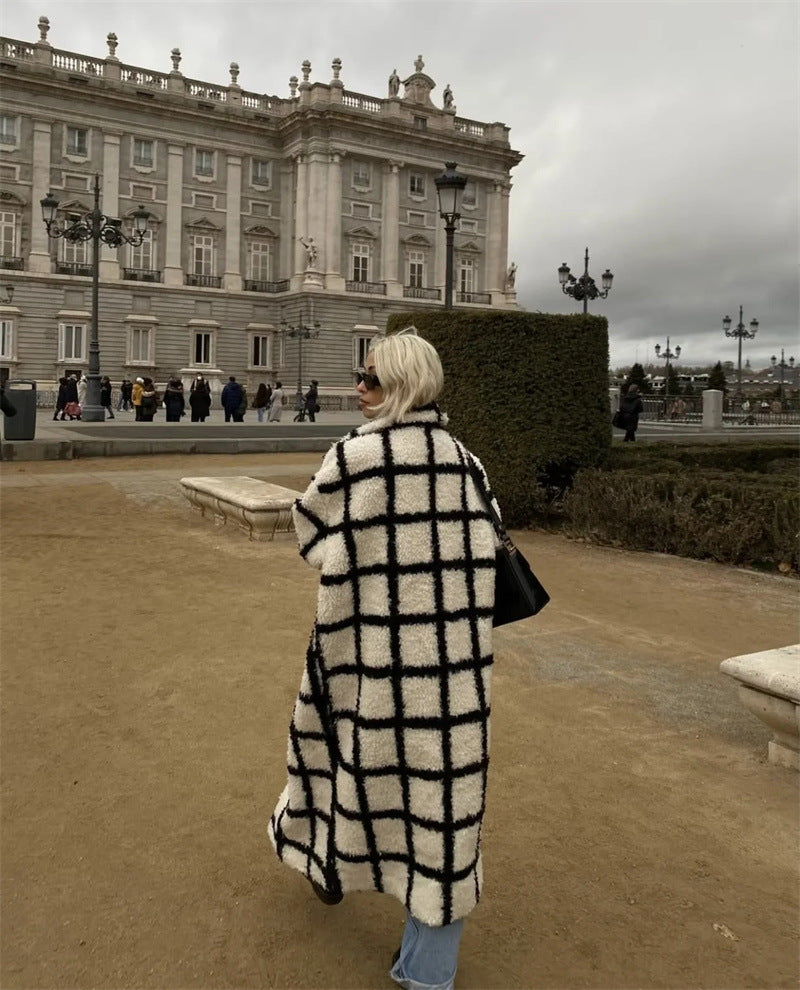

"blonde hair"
[369,328,444,423]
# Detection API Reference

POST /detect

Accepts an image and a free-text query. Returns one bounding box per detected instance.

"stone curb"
[1,437,335,462]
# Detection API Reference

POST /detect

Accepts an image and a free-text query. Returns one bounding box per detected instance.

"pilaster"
[224,154,242,291]
[381,161,401,294]
[486,181,504,294]
[498,180,512,295]
[293,154,308,278]
[28,120,53,274]
[325,152,345,291]
[279,164,293,281]
[308,151,328,269]
[163,143,185,287]
[99,132,121,279]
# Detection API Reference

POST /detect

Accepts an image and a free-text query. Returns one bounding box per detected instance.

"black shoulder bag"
[466,455,551,627]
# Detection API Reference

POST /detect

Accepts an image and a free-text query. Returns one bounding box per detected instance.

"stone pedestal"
[702,389,723,430]
[302,268,324,290]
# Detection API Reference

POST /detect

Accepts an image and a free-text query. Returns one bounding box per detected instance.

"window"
[248,241,271,281]
[130,230,154,271]
[351,242,370,282]
[251,334,272,368]
[251,159,271,187]
[59,323,86,361]
[412,116,427,131]
[408,211,425,226]
[0,115,17,146]
[351,203,371,219]
[133,138,154,167]
[462,181,477,208]
[62,236,89,265]
[459,219,477,233]
[354,335,372,370]
[352,161,370,188]
[409,173,425,197]
[407,251,425,288]
[128,325,152,363]
[0,320,13,358]
[193,331,212,365]
[66,127,88,157]
[0,212,17,258]
[191,235,215,276]
[459,258,476,294]
[195,149,214,177]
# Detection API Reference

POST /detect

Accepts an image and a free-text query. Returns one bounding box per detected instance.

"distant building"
[0,19,523,397]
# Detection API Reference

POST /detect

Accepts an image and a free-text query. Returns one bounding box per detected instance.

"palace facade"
[0,18,522,401]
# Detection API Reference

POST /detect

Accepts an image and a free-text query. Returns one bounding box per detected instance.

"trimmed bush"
[602,441,798,474]
[386,310,610,525]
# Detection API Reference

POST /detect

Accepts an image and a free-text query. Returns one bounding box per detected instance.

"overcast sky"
[3,0,797,371]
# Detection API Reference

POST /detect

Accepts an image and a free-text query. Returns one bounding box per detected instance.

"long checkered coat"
[269,405,498,927]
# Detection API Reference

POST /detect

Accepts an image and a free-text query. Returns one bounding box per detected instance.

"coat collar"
[353,402,449,436]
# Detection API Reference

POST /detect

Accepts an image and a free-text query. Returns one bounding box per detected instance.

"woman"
[620,382,644,442]
[76,374,88,413]
[132,377,144,421]
[100,376,115,419]
[253,382,271,423]
[189,379,211,422]
[163,377,185,422]
[269,332,497,990]
[267,381,283,422]
[139,377,158,422]
[53,376,69,421]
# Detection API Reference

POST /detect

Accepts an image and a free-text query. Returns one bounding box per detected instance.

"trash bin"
[2,380,37,440]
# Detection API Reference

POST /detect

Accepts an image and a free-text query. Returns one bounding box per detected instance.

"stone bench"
[180,476,302,542]
[720,644,800,770]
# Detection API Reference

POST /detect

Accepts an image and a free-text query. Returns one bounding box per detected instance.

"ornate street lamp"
[41,175,150,421]
[722,305,759,406]
[558,247,614,314]
[434,162,467,310]
[0,285,13,304]
[654,337,682,400]
[770,348,795,404]
[280,309,321,421]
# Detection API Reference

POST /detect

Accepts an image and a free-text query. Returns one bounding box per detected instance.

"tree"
[625,362,651,394]
[707,361,728,394]
[666,365,681,396]
[683,382,695,396]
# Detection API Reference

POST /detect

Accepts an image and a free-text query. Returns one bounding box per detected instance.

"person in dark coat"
[64,375,80,420]
[620,383,644,442]
[221,376,244,423]
[53,376,69,420]
[163,377,185,422]
[139,377,158,422]
[234,384,247,423]
[253,382,271,423]
[303,379,320,423]
[117,378,133,412]
[189,381,211,422]
[100,376,115,419]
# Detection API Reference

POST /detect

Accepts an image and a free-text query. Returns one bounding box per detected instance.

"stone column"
[498,180,512,296]
[486,181,504,296]
[293,154,308,285]
[307,150,328,263]
[28,119,53,274]
[702,389,723,431]
[223,154,242,291]
[279,163,293,281]
[381,161,402,298]
[325,152,345,291]
[163,143,185,287]
[99,132,121,279]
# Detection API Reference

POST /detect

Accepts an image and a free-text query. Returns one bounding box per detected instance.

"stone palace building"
[0,17,522,401]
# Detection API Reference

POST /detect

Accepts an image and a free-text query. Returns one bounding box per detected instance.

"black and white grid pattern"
[269,405,498,926]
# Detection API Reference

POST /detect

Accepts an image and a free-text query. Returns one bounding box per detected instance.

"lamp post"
[280,309,320,421]
[558,248,614,314]
[722,305,759,407]
[0,286,13,304]
[434,162,467,310]
[41,174,149,421]
[770,348,795,405]
[654,337,682,400]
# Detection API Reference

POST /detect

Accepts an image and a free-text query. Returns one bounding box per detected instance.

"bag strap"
[464,451,517,554]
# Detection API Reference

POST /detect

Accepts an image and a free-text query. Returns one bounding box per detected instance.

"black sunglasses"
[355,371,381,390]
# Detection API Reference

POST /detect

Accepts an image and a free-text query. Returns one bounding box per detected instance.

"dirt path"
[1,455,797,989]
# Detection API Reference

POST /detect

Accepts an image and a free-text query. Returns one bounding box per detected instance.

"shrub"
[386,310,610,525]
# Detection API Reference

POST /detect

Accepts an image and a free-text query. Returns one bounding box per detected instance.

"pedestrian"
[189,380,211,422]
[132,376,144,421]
[76,373,88,414]
[771,399,782,415]
[269,331,498,990]
[221,376,244,423]
[234,383,247,423]
[253,382,271,423]
[292,388,306,422]
[620,382,644,442]
[100,376,116,419]
[53,376,68,420]
[163,376,185,422]
[267,381,283,422]
[304,379,320,422]
[118,378,133,411]
[139,377,158,421]
[64,374,81,420]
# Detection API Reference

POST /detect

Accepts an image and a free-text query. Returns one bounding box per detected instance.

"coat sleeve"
[292,442,344,570]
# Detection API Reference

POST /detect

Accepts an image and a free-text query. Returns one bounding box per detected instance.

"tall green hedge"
[386,310,610,525]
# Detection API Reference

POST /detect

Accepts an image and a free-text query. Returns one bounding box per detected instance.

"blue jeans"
[390,911,464,990]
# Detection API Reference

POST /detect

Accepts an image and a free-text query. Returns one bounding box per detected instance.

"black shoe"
[310,878,343,906]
